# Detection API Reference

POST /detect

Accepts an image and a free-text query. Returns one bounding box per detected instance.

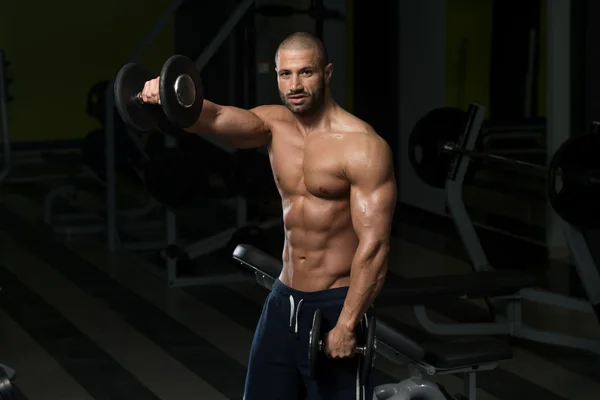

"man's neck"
[295,96,338,135]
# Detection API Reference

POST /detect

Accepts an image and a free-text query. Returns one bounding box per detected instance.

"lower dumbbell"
[114,55,204,132]
[308,309,377,384]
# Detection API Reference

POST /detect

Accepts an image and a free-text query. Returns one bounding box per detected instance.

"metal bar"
[164,134,178,286]
[443,142,547,172]
[485,124,546,133]
[446,104,492,272]
[245,6,256,108]
[546,0,571,252]
[563,224,600,306]
[524,28,537,119]
[228,30,237,106]
[0,363,15,380]
[126,0,186,63]
[195,0,255,71]
[105,85,119,252]
[0,50,11,182]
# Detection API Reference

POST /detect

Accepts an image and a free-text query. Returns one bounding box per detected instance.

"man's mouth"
[288,94,307,103]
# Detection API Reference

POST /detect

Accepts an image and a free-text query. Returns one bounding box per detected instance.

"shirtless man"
[142,31,397,400]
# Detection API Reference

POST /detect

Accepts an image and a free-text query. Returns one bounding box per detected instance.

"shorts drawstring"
[289,295,295,328]
[288,294,304,337]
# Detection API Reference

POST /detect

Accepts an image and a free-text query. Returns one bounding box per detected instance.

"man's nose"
[290,77,303,91]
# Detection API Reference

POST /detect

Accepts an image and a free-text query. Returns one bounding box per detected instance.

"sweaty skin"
[141,46,397,359]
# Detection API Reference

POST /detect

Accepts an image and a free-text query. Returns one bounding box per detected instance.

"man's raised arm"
[141,76,276,149]
[337,134,397,332]
[184,101,276,148]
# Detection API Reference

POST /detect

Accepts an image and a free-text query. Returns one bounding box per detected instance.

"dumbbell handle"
[132,92,161,107]
[134,92,145,104]
[317,340,366,355]
[133,74,196,108]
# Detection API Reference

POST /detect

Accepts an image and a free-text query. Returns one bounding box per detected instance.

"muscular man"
[142,32,397,399]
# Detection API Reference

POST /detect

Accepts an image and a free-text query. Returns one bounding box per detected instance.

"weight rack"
[436,103,600,354]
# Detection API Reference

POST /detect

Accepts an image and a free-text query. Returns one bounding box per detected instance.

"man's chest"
[268,130,350,199]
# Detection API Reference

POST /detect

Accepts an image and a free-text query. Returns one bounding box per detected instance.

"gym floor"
[1,157,599,400]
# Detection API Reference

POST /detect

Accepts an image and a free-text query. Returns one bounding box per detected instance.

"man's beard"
[279,79,325,116]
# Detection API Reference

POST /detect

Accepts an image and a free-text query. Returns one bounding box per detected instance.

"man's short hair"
[275,31,329,68]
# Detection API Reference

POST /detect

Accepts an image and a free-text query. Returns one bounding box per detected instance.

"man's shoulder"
[338,114,389,151]
[250,104,291,124]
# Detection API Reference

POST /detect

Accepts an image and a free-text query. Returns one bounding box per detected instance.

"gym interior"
[1,0,599,399]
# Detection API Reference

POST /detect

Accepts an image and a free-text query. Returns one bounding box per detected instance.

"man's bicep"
[190,103,271,148]
[215,105,271,147]
[349,140,397,242]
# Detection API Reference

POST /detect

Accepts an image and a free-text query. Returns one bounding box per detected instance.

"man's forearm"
[337,239,389,331]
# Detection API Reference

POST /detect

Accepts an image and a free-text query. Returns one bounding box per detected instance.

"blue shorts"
[244,279,373,400]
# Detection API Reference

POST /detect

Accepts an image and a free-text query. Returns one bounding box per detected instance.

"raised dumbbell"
[114,55,204,133]
[308,309,377,384]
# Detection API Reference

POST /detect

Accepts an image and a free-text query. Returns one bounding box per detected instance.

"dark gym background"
[1,0,600,399]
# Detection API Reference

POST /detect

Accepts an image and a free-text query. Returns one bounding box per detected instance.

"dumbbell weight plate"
[308,309,322,379]
[160,55,204,129]
[114,63,158,132]
[548,132,600,228]
[361,316,376,385]
[408,107,469,189]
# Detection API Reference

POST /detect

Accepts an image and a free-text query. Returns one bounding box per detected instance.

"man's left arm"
[337,136,397,333]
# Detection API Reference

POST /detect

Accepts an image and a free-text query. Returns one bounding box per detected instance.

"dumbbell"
[114,55,204,133]
[308,309,377,383]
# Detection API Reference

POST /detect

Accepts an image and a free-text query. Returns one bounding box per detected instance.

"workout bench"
[232,244,513,400]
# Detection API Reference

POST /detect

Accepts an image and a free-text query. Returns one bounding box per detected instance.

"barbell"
[409,107,600,228]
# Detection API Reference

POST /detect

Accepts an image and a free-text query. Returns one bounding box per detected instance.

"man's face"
[276,48,331,116]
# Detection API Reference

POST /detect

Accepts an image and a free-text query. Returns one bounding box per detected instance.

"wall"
[445,0,493,116]
[538,0,547,117]
[397,0,447,214]
[1,1,176,143]
[323,0,348,109]
[351,0,399,166]
[252,0,347,108]
[445,0,547,119]
[254,0,315,106]
[583,0,600,125]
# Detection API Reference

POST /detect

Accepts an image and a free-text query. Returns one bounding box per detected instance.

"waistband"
[272,278,349,304]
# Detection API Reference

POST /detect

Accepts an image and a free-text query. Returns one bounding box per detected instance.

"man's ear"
[324,63,333,83]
